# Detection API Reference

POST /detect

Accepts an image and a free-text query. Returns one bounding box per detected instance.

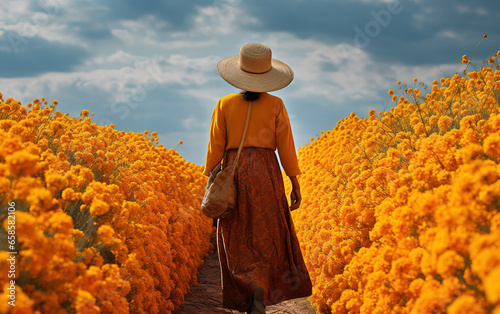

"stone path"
[173,235,317,314]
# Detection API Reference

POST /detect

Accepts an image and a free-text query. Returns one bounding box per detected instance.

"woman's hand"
[289,176,302,211]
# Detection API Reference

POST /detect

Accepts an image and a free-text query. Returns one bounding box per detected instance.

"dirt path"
[173,235,317,314]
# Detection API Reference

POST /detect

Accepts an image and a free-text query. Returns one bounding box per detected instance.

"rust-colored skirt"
[217,147,313,312]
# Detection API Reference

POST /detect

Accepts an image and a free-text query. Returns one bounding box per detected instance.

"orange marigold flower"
[89,198,110,216]
[26,188,54,212]
[397,80,401,85]
[5,151,38,176]
[438,116,453,132]
[81,110,90,117]
[62,188,77,201]
[483,133,500,158]
[388,90,394,96]
[414,123,426,135]
[484,268,500,303]
[75,290,100,314]
[97,225,115,245]
[462,55,468,64]
[436,250,465,278]
[178,140,183,145]
[447,295,484,314]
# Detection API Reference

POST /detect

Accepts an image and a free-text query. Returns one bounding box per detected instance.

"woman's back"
[203,92,301,177]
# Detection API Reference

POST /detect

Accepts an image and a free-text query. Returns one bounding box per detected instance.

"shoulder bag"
[201,101,252,219]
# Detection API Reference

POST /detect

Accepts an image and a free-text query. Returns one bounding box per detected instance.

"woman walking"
[203,43,312,314]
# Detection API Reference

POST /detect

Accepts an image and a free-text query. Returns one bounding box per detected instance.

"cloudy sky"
[1,0,499,167]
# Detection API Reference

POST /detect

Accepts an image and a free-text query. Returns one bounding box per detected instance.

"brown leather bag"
[201,101,252,219]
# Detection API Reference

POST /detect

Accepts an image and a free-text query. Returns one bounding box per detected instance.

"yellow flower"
[26,187,54,212]
[81,110,90,117]
[484,268,500,303]
[447,295,484,314]
[436,250,465,278]
[483,133,500,158]
[89,198,110,216]
[438,116,453,132]
[75,290,100,314]
[462,55,468,64]
[5,150,38,176]
[97,225,115,245]
[388,90,394,96]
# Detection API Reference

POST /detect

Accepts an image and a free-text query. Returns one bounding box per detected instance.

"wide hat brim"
[217,55,294,93]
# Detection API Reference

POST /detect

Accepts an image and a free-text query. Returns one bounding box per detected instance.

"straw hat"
[217,43,294,93]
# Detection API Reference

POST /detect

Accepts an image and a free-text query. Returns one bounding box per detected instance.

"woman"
[203,43,312,314]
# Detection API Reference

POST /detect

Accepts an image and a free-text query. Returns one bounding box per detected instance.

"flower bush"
[0,95,213,313]
[289,50,500,313]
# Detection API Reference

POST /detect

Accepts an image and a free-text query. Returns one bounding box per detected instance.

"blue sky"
[1,0,499,167]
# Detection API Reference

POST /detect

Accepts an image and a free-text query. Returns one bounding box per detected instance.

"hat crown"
[238,43,272,74]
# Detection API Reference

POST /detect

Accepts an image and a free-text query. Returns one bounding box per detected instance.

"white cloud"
[106,50,137,64]
[182,116,209,130]
[411,7,435,30]
[179,86,229,109]
[110,28,135,45]
[456,5,487,16]
[0,0,81,47]
[436,30,460,39]
[457,5,470,14]
[0,1,33,25]
[192,3,257,36]
[476,8,488,15]
[0,51,220,107]
[261,35,388,104]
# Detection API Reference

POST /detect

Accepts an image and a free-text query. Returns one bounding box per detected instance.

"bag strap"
[226,101,252,176]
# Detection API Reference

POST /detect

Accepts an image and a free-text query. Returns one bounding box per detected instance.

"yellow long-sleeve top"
[203,92,301,177]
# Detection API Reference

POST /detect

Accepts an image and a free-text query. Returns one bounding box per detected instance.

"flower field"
[288,50,500,313]
[2,49,500,314]
[0,96,213,313]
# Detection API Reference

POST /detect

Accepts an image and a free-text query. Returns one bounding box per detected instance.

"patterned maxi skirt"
[217,147,313,312]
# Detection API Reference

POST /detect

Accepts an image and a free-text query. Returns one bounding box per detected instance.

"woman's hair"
[240,90,261,101]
